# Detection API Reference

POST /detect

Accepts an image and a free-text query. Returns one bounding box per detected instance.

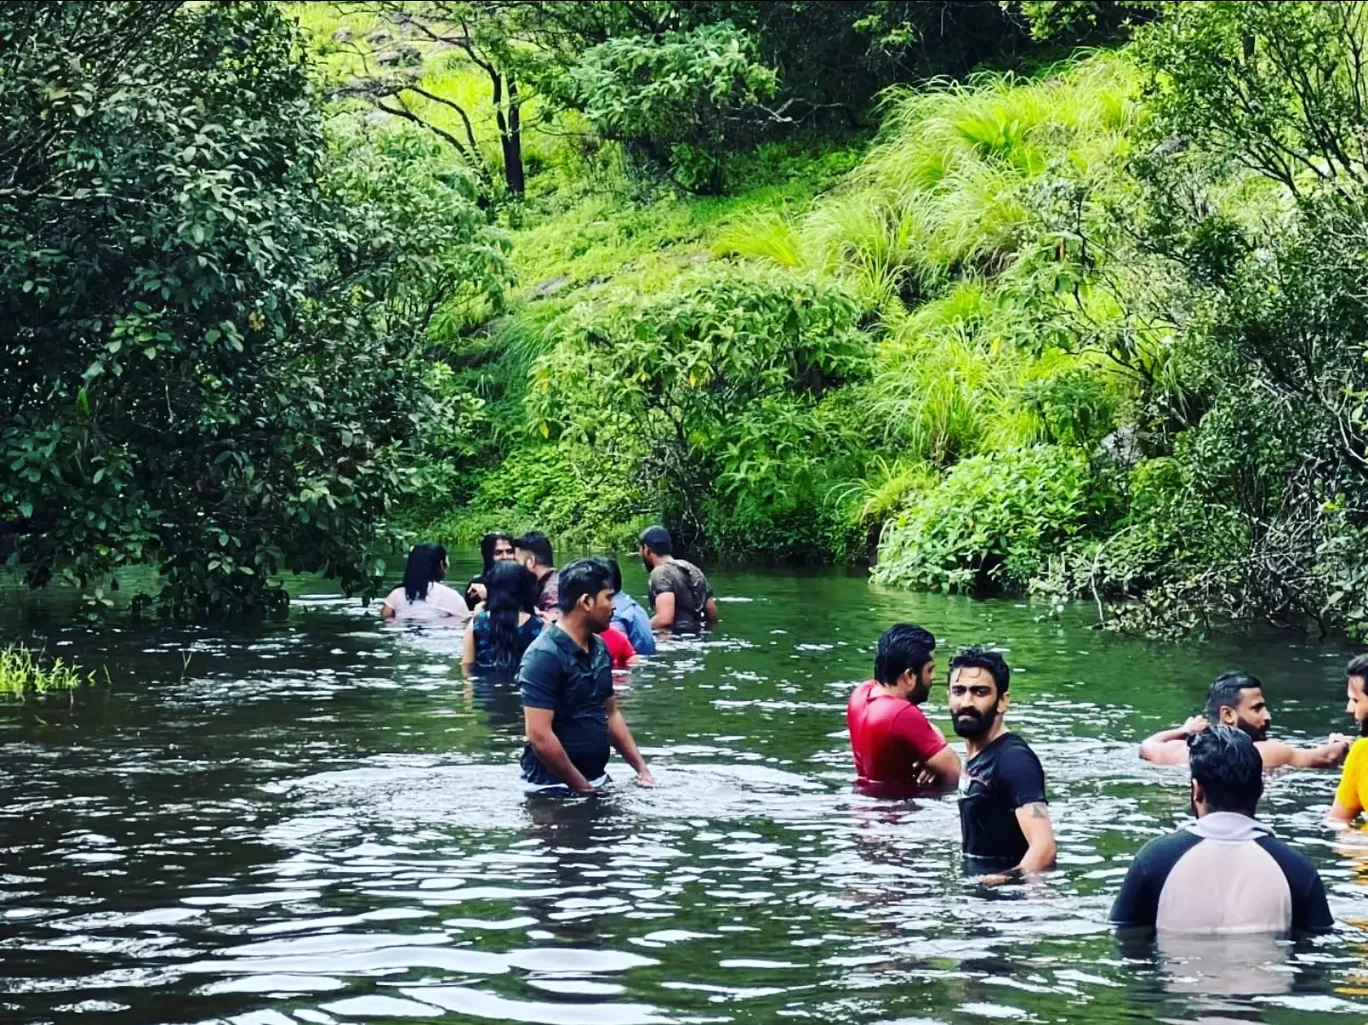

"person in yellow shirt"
[1326,655,1368,826]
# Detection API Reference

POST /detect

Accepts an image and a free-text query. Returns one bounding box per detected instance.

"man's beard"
[952,707,994,738]
[1236,719,1269,743]
[1359,716,1368,739]
[909,680,931,705]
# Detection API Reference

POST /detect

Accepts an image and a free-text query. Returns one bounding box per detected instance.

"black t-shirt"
[959,732,1048,869]
[518,625,613,786]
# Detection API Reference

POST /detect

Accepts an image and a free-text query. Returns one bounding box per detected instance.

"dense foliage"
[1,2,507,614]
[527,266,872,556]
[14,0,1368,639]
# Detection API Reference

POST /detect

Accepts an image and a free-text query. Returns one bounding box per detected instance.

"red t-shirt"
[846,680,948,785]
[599,626,636,669]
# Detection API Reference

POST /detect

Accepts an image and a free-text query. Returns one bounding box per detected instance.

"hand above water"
[1329,733,1353,749]
[1182,715,1209,736]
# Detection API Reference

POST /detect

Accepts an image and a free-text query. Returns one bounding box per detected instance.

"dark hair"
[948,646,1010,695]
[874,624,936,685]
[482,561,537,667]
[1189,725,1263,816]
[607,558,624,595]
[402,543,447,603]
[558,558,614,614]
[479,531,515,574]
[639,525,673,557]
[1348,654,1368,685]
[515,531,554,568]
[1206,670,1263,720]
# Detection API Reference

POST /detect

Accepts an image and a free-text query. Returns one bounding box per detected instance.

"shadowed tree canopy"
[0,0,509,615]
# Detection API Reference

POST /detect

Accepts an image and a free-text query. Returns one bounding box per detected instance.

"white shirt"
[381,582,470,625]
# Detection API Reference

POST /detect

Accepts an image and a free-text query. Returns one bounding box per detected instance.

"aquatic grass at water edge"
[0,644,96,700]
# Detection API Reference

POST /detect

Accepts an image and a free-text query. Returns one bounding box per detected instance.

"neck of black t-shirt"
[965,720,1009,759]
[556,615,595,653]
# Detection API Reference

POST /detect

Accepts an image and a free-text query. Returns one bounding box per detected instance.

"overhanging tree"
[0,0,509,615]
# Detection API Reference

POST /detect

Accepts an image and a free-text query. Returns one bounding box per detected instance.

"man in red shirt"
[847,624,962,793]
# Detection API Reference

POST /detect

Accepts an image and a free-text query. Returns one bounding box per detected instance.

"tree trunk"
[491,71,524,196]
[503,75,524,197]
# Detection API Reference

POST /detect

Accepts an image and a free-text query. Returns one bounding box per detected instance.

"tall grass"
[721,52,1140,305]
[0,645,94,700]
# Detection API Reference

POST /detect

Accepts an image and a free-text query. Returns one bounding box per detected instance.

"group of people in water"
[379,529,1368,938]
[851,624,1368,934]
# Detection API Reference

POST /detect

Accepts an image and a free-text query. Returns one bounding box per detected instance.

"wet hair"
[558,558,614,615]
[1348,654,1368,686]
[515,531,554,568]
[1206,670,1263,720]
[948,646,1010,695]
[479,531,515,574]
[639,525,673,557]
[481,561,537,667]
[607,559,624,595]
[1189,725,1263,816]
[874,624,936,685]
[402,543,447,603]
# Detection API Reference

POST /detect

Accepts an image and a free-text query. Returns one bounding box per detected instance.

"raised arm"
[1286,736,1351,769]
[1140,716,1206,763]
[523,706,594,793]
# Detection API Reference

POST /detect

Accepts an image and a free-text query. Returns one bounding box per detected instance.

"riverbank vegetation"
[8,1,1368,637]
[0,645,94,700]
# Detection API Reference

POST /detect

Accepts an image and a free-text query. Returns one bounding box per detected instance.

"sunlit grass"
[0,644,95,700]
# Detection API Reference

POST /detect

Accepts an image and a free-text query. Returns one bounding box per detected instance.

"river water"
[3,556,1368,1025]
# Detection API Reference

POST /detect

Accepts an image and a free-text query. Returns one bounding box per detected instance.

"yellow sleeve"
[1335,738,1368,814]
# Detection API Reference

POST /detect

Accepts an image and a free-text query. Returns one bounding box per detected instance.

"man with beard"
[1112,726,1332,934]
[1326,655,1368,826]
[638,526,718,633]
[949,646,1056,882]
[519,558,655,793]
[847,624,961,793]
[1140,671,1350,770]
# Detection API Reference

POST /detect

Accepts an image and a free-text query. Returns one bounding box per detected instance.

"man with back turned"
[638,525,717,633]
[1113,726,1332,934]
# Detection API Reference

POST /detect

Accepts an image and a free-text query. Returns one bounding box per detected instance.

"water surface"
[3,558,1368,1024]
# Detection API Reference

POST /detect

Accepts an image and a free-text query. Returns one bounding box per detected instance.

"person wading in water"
[949,646,1056,885]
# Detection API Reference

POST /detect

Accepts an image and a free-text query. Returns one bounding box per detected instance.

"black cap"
[638,525,672,549]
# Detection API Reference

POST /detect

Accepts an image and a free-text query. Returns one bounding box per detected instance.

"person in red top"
[598,625,637,669]
[847,623,961,792]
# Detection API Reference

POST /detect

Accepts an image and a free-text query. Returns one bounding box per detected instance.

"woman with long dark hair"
[380,543,470,624]
[465,531,517,607]
[463,561,543,668]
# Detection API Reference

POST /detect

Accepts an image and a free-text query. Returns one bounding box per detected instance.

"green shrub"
[423,441,647,552]
[873,445,1115,594]
[555,21,780,194]
[525,264,875,556]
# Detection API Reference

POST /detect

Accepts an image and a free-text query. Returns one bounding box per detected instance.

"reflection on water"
[2,558,1368,1023]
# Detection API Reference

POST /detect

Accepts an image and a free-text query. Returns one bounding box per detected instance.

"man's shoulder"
[847,679,876,708]
[649,561,683,584]
[997,732,1044,767]
[1254,833,1322,878]
[522,625,566,665]
[1134,828,1203,869]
